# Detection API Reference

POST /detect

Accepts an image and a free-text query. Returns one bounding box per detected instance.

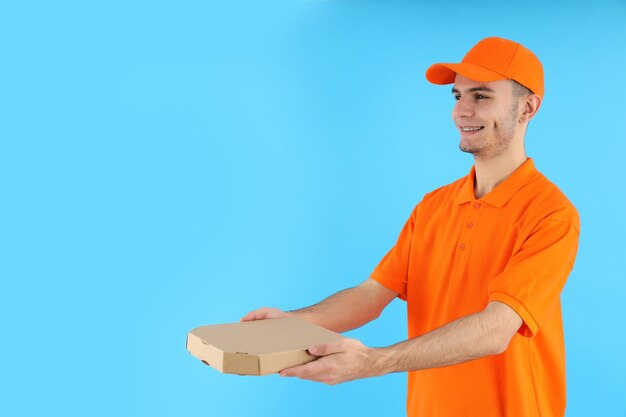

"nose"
[452,97,474,119]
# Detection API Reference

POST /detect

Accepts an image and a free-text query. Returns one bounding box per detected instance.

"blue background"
[1,1,624,416]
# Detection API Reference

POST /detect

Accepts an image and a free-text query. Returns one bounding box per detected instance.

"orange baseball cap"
[426,37,544,98]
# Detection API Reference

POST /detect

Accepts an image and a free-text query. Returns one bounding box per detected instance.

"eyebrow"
[451,86,496,94]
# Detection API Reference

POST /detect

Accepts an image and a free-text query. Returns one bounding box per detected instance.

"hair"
[509,80,536,128]
[511,80,533,98]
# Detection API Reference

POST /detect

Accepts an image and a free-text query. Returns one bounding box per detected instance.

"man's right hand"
[240,307,290,322]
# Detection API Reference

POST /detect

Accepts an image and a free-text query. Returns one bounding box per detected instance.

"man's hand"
[279,338,385,385]
[240,307,290,322]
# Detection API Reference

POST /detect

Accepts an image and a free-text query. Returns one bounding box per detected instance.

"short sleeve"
[369,206,419,301]
[488,216,580,337]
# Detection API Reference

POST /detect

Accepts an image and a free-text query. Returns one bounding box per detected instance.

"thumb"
[308,338,349,357]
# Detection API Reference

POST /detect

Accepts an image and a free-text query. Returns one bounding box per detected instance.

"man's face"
[451,74,522,159]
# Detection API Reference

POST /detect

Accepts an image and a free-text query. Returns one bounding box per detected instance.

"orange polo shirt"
[371,158,579,417]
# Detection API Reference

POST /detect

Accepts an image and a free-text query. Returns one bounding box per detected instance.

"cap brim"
[426,62,508,85]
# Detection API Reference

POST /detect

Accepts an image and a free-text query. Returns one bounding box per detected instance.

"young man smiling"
[243,37,579,417]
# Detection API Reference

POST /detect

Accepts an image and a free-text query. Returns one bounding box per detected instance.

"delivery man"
[242,37,580,417]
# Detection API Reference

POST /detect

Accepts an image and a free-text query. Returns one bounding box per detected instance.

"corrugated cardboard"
[187,317,344,376]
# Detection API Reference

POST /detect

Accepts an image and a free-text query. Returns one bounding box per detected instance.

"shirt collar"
[453,158,538,207]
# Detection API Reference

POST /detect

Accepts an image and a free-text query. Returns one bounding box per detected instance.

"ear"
[519,94,542,123]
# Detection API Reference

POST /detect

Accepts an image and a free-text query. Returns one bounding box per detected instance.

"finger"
[280,360,324,379]
[240,308,271,322]
[240,311,255,322]
[308,338,351,357]
[240,310,264,322]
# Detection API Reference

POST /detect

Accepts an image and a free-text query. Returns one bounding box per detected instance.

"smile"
[460,126,484,132]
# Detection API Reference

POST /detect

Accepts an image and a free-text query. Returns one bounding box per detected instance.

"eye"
[475,94,487,100]
[453,95,461,101]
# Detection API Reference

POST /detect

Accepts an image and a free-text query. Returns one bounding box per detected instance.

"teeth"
[461,126,483,131]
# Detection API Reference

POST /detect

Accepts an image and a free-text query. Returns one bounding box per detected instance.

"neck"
[473,152,528,199]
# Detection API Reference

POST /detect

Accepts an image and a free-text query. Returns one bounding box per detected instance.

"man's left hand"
[279,338,384,385]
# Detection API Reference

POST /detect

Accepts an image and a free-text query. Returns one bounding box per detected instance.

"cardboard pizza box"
[186,317,344,376]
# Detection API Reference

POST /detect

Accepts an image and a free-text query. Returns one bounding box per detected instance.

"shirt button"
[473,202,481,209]
[466,222,474,229]
[459,243,466,251]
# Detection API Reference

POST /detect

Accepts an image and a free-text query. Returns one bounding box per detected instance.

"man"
[242,37,579,417]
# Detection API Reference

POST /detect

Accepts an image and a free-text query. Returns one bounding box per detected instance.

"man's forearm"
[288,287,376,333]
[289,279,397,333]
[279,302,522,385]
[372,301,522,375]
